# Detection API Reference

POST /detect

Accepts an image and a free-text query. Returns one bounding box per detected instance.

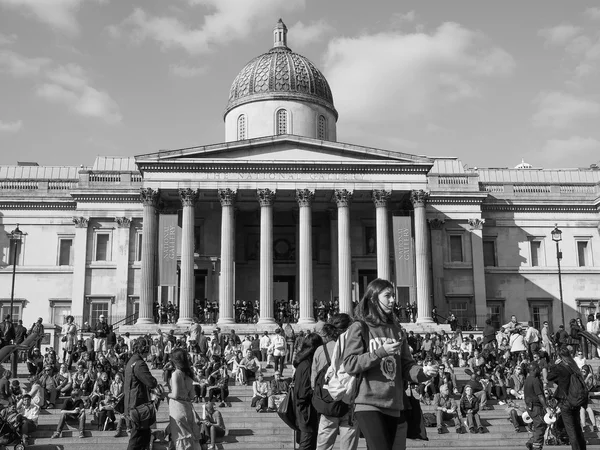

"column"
[329,210,339,302]
[217,189,236,325]
[114,217,132,318]
[372,190,391,280]
[335,189,353,314]
[138,188,159,325]
[297,189,315,324]
[71,217,89,322]
[257,188,276,325]
[469,218,487,327]
[178,188,198,326]
[411,189,433,323]
[429,219,445,320]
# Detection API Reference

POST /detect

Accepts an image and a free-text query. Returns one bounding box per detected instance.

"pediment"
[136,135,432,166]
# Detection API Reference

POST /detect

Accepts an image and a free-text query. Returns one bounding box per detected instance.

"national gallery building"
[1,21,599,336]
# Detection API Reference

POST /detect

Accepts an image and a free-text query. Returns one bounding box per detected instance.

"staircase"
[8,359,600,450]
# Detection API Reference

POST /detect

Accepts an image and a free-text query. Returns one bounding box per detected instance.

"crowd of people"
[0,285,597,450]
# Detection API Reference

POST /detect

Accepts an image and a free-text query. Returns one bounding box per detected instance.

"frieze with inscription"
[191,172,367,181]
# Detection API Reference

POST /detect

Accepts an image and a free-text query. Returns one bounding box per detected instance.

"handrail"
[112,313,138,330]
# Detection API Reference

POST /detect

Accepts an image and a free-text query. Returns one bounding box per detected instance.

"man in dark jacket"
[523,363,551,450]
[94,315,110,353]
[123,338,158,448]
[554,325,569,350]
[14,320,26,344]
[547,347,587,450]
[0,316,15,347]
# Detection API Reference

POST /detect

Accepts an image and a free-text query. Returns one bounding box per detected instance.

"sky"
[1,0,600,169]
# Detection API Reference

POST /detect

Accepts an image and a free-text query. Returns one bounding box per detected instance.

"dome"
[225,20,337,119]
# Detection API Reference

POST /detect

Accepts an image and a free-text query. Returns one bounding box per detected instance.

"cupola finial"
[273,19,288,48]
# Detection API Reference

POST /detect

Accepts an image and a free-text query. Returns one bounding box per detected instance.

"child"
[9,380,21,406]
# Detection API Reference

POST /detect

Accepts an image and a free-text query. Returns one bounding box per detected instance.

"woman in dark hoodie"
[293,332,323,450]
[343,278,438,450]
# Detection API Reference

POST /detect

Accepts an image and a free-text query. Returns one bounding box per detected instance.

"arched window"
[237,114,246,140]
[276,109,287,135]
[317,115,326,140]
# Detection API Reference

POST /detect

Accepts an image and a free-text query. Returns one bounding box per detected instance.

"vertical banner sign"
[159,214,178,286]
[393,216,415,290]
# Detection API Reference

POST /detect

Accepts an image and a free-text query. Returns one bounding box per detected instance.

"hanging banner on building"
[392,216,415,290]
[159,214,178,286]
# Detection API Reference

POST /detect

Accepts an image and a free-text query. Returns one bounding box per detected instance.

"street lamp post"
[551,224,565,327]
[8,224,23,376]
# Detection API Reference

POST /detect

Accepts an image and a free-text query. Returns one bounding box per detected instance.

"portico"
[134,135,436,327]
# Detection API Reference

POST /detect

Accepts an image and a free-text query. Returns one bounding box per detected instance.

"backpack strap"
[322,343,331,366]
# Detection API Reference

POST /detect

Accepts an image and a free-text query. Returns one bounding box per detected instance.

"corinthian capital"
[410,189,429,208]
[140,188,159,207]
[428,218,445,230]
[296,189,315,207]
[218,188,237,207]
[257,188,276,207]
[372,189,391,208]
[334,189,353,207]
[468,218,485,231]
[72,216,89,228]
[179,188,199,207]
[115,217,132,228]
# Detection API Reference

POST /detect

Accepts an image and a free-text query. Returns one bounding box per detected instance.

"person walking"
[168,348,202,450]
[525,321,541,359]
[63,315,77,370]
[547,347,587,450]
[523,362,551,450]
[541,321,553,357]
[343,278,438,450]
[293,332,323,450]
[311,313,359,450]
[124,338,158,450]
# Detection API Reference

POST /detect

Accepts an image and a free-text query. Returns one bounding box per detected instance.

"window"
[58,238,73,266]
[94,232,111,261]
[577,240,590,267]
[486,300,504,330]
[50,301,71,325]
[530,241,542,267]
[317,115,326,140]
[276,109,287,135]
[135,231,143,262]
[528,299,552,331]
[449,235,463,262]
[7,240,22,266]
[483,240,496,266]
[577,299,599,319]
[237,114,246,140]
[447,296,474,329]
[0,303,21,322]
[90,301,109,324]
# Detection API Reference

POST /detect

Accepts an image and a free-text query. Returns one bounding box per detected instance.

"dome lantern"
[273,19,288,49]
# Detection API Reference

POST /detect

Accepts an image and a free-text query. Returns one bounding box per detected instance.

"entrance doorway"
[358,270,378,300]
[274,275,295,301]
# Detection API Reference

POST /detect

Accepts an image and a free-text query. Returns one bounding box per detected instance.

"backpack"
[562,362,588,409]
[312,344,350,417]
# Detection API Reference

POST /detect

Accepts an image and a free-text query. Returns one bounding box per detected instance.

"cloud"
[0,49,50,77]
[323,22,515,128]
[288,20,335,49]
[541,136,600,165]
[115,0,305,54]
[0,0,106,36]
[0,49,121,124]
[36,64,122,124]
[0,119,22,133]
[538,24,581,46]
[0,32,17,45]
[532,91,600,128]
[169,63,207,78]
[585,7,600,20]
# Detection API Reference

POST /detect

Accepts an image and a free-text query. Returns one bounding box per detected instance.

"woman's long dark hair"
[353,278,395,326]
[558,346,581,374]
[321,313,353,342]
[293,332,323,368]
[170,348,194,380]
